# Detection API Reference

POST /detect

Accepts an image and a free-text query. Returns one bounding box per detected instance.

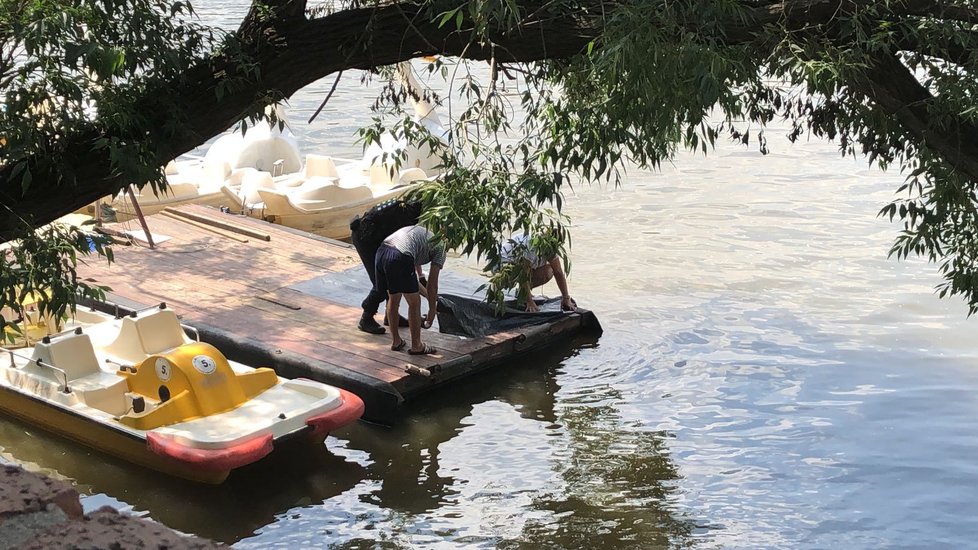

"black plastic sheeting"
[436,294,566,338]
[288,266,569,338]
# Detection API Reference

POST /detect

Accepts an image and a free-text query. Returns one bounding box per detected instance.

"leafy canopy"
[5,0,978,315]
[367,0,978,313]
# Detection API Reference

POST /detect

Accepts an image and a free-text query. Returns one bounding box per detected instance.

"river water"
[2,3,978,548]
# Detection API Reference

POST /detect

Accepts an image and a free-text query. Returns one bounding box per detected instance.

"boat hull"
[0,383,364,484]
[0,383,230,483]
[78,191,230,223]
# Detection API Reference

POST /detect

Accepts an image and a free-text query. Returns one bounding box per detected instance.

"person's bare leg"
[404,292,423,351]
[548,257,575,310]
[387,292,404,349]
[523,264,554,312]
[530,264,554,288]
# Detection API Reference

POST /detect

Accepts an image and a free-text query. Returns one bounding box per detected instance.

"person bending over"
[350,200,421,334]
[374,225,444,355]
[500,233,576,313]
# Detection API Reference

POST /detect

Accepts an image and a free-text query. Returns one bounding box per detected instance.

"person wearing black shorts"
[349,200,422,334]
[374,225,445,355]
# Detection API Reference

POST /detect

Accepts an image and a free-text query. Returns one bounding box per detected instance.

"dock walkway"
[75,205,600,423]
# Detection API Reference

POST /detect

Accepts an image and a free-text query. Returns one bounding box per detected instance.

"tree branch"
[2,0,978,239]
[859,51,978,181]
[0,1,598,238]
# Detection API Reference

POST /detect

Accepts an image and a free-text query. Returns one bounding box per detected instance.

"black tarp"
[288,267,570,338]
[436,294,566,338]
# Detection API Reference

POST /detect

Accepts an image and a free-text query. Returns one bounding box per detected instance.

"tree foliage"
[0,0,212,329]
[0,221,112,339]
[5,0,978,313]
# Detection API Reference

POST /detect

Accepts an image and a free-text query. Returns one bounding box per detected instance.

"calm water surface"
[3,3,978,548]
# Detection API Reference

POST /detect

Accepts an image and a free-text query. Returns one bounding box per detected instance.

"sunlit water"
[3,3,978,548]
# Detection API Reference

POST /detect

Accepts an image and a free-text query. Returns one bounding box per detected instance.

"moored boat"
[221,153,431,239]
[0,303,363,483]
[219,62,445,239]
[85,62,445,240]
[78,117,303,223]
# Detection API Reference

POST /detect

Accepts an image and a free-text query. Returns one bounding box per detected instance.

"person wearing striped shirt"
[374,225,446,355]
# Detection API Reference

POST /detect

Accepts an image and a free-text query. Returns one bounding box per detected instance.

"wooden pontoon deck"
[74,205,601,424]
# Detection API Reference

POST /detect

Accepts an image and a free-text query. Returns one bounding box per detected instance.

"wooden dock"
[74,205,601,424]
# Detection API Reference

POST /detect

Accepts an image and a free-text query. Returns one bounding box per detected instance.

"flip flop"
[408,344,437,356]
[391,341,406,352]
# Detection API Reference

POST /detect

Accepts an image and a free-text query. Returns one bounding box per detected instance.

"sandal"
[408,344,437,356]
[391,341,406,352]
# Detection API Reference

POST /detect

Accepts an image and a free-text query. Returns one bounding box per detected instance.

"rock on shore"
[0,464,223,550]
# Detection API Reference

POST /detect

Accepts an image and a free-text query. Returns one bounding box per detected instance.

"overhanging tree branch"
[859,51,978,178]
[0,1,599,239]
[2,0,978,240]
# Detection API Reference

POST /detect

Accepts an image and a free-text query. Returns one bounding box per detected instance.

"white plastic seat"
[305,154,339,178]
[28,332,102,382]
[101,308,191,365]
[293,182,374,204]
[202,161,232,186]
[20,331,128,415]
[397,167,427,185]
[238,170,275,205]
[368,162,399,186]
[72,372,129,415]
[369,165,427,192]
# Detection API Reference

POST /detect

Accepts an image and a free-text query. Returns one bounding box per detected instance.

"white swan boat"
[219,64,445,239]
[0,303,364,483]
[78,111,305,222]
[86,62,444,240]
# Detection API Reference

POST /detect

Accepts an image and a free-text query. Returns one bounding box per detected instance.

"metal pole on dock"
[125,187,155,249]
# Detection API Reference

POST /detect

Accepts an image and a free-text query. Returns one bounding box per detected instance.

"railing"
[0,346,70,393]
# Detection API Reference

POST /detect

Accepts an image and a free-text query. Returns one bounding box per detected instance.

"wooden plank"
[199,306,410,384]
[159,210,250,242]
[162,207,272,241]
[243,293,459,382]
[176,205,356,255]
[262,288,471,362]
[107,213,356,274]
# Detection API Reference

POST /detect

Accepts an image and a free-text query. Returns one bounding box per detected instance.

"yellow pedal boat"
[0,304,364,483]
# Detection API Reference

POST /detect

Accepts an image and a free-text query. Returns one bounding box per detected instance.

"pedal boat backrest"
[101,307,193,366]
[368,164,427,192]
[305,154,339,179]
[25,330,101,383]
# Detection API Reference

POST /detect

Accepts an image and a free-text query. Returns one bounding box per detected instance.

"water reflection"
[342,337,586,517]
[0,417,365,543]
[511,399,696,549]
[227,334,700,549]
